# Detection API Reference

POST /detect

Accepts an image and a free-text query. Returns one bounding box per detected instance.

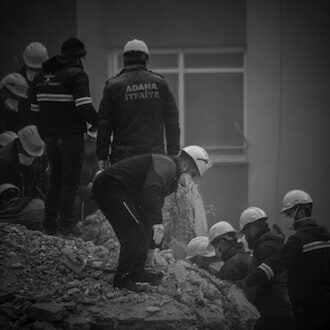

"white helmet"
[0,131,18,147]
[239,207,267,233]
[208,221,236,244]
[23,42,48,69]
[123,39,149,56]
[0,183,20,196]
[186,236,215,259]
[181,146,212,177]
[281,190,313,213]
[17,125,45,157]
[0,73,28,98]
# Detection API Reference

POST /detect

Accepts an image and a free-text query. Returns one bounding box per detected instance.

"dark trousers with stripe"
[92,176,152,276]
[44,134,84,229]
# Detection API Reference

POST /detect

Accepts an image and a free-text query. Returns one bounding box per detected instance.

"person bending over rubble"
[0,125,47,230]
[92,146,212,291]
[239,207,294,330]
[185,236,220,274]
[243,190,330,330]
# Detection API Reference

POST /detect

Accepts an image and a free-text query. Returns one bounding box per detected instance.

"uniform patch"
[125,83,159,101]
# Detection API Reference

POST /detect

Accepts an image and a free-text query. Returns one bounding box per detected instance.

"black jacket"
[29,55,97,138]
[217,242,252,282]
[250,229,293,318]
[0,139,47,198]
[97,65,180,162]
[93,154,179,224]
[245,220,330,308]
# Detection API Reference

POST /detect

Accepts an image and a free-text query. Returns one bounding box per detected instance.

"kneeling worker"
[92,146,212,290]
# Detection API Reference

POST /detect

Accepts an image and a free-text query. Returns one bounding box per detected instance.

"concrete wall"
[0,0,76,78]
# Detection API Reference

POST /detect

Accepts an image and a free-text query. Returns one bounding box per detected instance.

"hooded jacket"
[97,65,180,162]
[29,55,97,138]
[250,229,293,318]
[245,220,330,307]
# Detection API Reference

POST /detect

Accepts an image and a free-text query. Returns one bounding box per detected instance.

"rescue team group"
[0,37,329,330]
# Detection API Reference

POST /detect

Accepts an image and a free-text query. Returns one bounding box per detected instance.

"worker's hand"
[98,160,109,171]
[153,224,164,245]
[234,278,246,289]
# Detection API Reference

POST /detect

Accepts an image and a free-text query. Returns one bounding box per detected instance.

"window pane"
[185,53,243,68]
[149,54,178,69]
[161,73,179,102]
[185,73,243,147]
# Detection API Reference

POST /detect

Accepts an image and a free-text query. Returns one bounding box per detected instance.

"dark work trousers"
[254,311,294,330]
[92,177,153,277]
[44,134,84,229]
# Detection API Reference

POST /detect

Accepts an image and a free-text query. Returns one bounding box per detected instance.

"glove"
[153,224,164,245]
[98,160,109,171]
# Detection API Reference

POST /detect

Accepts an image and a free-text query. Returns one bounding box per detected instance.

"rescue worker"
[208,221,252,282]
[243,190,330,330]
[0,73,29,133]
[239,207,294,330]
[92,146,211,290]
[0,125,46,230]
[19,42,49,88]
[19,42,49,125]
[30,37,98,236]
[97,39,180,169]
[185,236,218,273]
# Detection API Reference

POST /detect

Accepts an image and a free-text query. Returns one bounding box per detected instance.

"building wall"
[0,0,76,78]
[247,0,330,229]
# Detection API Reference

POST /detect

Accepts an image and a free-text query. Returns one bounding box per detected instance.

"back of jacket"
[30,55,97,138]
[252,229,293,317]
[95,153,178,225]
[97,65,180,161]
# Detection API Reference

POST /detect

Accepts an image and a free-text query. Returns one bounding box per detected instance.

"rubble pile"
[0,223,259,329]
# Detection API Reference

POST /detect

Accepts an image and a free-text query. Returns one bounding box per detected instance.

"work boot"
[43,219,57,236]
[131,269,164,285]
[113,273,145,292]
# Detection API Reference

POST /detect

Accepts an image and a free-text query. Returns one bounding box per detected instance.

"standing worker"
[92,146,211,290]
[239,207,294,330]
[30,37,98,236]
[97,39,180,169]
[243,190,330,330]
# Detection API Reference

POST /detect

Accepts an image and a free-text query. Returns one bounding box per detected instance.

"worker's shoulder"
[147,70,165,79]
[151,154,177,174]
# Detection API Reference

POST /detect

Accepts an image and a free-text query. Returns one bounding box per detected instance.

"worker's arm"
[163,83,180,156]
[96,83,114,161]
[245,236,301,286]
[73,72,97,126]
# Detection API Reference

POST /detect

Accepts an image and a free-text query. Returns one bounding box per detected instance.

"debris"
[28,302,64,322]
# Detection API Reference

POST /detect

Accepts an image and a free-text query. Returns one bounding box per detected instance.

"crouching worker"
[243,190,330,330]
[92,146,212,291]
[239,207,294,330]
[186,236,219,273]
[0,125,46,230]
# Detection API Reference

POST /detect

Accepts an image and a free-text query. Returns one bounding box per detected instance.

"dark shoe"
[131,269,164,285]
[43,219,57,235]
[113,273,145,292]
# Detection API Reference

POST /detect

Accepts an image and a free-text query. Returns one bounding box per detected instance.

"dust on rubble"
[0,223,259,329]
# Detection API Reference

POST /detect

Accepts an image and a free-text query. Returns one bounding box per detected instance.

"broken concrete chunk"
[29,302,64,322]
